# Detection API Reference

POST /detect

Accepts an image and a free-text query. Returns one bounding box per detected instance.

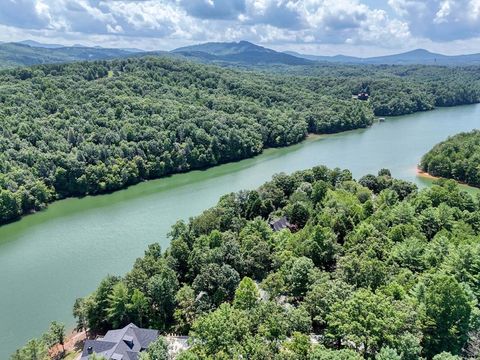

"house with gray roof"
[269,216,291,232]
[80,323,158,360]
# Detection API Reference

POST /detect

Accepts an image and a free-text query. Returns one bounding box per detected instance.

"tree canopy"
[1,56,479,225]
[420,130,480,187]
[67,166,480,359]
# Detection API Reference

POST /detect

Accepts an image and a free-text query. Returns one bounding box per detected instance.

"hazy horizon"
[1,1,479,57]
[4,38,480,59]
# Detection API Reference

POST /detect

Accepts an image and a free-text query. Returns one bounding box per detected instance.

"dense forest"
[54,165,480,360]
[1,57,479,225]
[275,64,480,116]
[420,130,480,187]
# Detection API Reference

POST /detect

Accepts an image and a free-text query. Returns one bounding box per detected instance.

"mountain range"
[172,42,480,66]
[1,39,480,69]
[172,41,312,65]
[286,48,480,66]
[0,42,146,69]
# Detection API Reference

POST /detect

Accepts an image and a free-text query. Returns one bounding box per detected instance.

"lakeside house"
[269,216,291,232]
[80,323,158,360]
[357,92,369,100]
[79,323,190,360]
[352,91,369,101]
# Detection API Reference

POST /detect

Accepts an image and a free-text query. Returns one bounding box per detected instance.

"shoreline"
[2,103,480,358]
[0,129,350,229]
[49,329,86,360]
[415,167,439,180]
[416,166,479,191]
[1,101,472,229]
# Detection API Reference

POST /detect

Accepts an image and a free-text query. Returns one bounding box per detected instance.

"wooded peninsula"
[60,165,480,359]
[420,130,480,187]
[1,57,480,225]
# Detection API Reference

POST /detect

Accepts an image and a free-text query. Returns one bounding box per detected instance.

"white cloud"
[389,0,480,41]
[0,0,478,55]
[103,1,182,36]
[243,0,410,46]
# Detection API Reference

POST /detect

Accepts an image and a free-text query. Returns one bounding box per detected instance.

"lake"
[0,103,479,358]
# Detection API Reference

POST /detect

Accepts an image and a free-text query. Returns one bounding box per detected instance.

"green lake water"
[0,104,479,358]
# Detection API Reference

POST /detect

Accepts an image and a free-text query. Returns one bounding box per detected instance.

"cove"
[1,103,479,358]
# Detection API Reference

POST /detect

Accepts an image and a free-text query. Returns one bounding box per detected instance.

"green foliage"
[376,347,401,360]
[326,289,417,356]
[11,321,67,360]
[420,130,480,187]
[144,336,169,360]
[11,339,48,360]
[288,202,310,228]
[304,278,353,330]
[309,346,363,360]
[107,282,130,328]
[283,332,311,359]
[147,267,179,330]
[0,57,379,225]
[432,352,462,360]
[173,285,196,334]
[0,189,20,223]
[192,263,240,307]
[70,166,480,359]
[46,321,65,350]
[189,303,251,358]
[421,274,473,357]
[128,289,149,328]
[2,57,479,226]
[234,277,260,310]
[72,275,121,334]
[283,256,316,298]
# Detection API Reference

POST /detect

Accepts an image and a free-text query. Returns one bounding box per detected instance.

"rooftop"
[80,323,159,360]
[269,216,291,232]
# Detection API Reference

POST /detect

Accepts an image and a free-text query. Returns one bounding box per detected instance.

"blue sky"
[1,0,480,56]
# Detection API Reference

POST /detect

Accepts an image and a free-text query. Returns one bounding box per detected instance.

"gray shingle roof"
[80,323,159,360]
[269,217,290,231]
[81,339,117,358]
[132,327,159,349]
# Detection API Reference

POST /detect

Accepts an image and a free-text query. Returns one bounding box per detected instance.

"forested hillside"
[274,64,480,116]
[0,42,139,69]
[0,57,373,225]
[66,166,480,359]
[0,57,479,225]
[172,40,312,65]
[420,130,480,187]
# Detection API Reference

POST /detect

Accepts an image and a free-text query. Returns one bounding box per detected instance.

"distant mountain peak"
[17,40,65,49]
[237,40,255,45]
[410,48,431,53]
[402,48,436,56]
[171,40,311,65]
[173,40,264,55]
[286,48,480,65]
